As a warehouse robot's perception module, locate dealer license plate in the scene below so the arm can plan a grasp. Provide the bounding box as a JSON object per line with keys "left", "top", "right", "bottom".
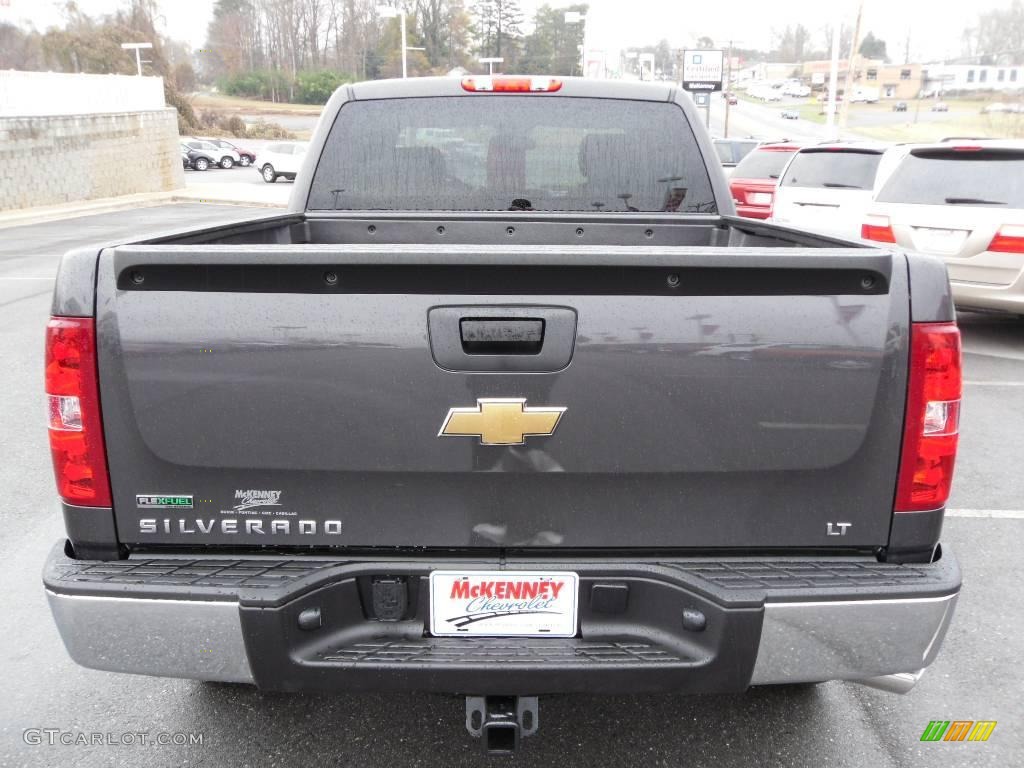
{"left": 429, "top": 571, "right": 579, "bottom": 637}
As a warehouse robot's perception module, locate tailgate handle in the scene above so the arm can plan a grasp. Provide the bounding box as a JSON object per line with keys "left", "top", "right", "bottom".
{"left": 460, "top": 319, "right": 544, "bottom": 355}
{"left": 429, "top": 306, "right": 577, "bottom": 373}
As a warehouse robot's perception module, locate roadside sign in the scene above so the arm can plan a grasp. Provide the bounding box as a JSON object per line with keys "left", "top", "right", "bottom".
{"left": 682, "top": 49, "right": 724, "bottom": 92}
{"left": 812, "top": 72, "right": 826, "bottom": 85}
{"left": 692, "top": 92, "right": 710, "bottom": 107}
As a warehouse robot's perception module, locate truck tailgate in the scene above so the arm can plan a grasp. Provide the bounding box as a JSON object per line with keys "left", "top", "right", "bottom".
{"left": 96, "top": 245, "right": 907, "bottom": 550}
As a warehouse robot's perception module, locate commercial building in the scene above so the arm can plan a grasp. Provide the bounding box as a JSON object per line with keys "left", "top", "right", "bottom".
{"left": 921, "top": 64, "right": 1024, "bottom": 96}
{"left": 799, "top": 58, "right": 922, "bottom": 100}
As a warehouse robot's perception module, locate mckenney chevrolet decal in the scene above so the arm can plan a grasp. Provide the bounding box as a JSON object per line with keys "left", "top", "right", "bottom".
{"left": 233, "top": 489, "right": 282, "bottom": 511}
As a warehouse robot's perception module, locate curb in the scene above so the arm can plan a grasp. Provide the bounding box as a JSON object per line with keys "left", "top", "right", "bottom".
{"left": 0, "top": 191, "right": 285, "bottom": 231}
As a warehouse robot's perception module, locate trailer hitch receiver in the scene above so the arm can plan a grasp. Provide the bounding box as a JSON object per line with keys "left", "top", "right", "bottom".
{"left": 465, "top": 696, "right": 539, "bottom": 755}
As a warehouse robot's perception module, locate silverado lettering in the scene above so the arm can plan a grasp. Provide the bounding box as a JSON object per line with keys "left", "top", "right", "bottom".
{"left": 138, "top": 519, "right": 341, "bottom": 535}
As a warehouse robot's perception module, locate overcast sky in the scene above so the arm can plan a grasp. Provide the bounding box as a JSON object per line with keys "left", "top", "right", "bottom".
{"left": 2, "top": 0, "right": 1007, "bottom": 64}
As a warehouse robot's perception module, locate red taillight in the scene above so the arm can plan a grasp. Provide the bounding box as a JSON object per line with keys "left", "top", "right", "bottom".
{"left": 461, "top": 76, "right": 562, "bottom": 93}
{"left": 988, "top": 224, "right": 1024, "bottom": 254}
{"left": 862, "top": 214, "right": 896, "bottom": 243}
{"left": 894, "top": 323, "right": 962, "bottom": 512}
{"left": 45, "top": 317, "right": 111, "bottom": 507}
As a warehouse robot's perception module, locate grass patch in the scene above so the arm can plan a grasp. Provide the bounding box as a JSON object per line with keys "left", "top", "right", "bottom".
{"left": 191, "top": 92, "right": 323, "bottom": 115}
{"left": 798, "top": 103, "right": 826, "bottom": 124}
{"left": 855, "top": 113, "right": 1024, "bottom": 142}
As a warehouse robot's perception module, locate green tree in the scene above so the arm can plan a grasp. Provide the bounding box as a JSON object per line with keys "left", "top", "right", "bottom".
{"left": 473, "top": 0, "right": 522, "bottom": 62}
{"left": 295, "top": 70, "right": 354, "bottom": 103}
{"left": 0, "top": 23, "right": 45, "bottom": 70}
{"left": 858, "top": 31, "right": 887, "bottom": 61}
{"left": 376, "top": 12, "right": 431, "bottom": 77}
{"left": 771, "top": 24, "right": 812, "bottom": 62}
{"left": 962, "top": 1, "right": 1024, "bottom": 64}
{"left": 518, "top": 3, "right": 587, "bottom": 75}
{"left": 174, "top": 61, "right": 197, "bottom": 92}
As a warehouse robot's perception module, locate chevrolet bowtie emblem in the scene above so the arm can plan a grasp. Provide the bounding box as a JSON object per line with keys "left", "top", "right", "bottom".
{"left": 439, "top": 398, "right": 566, "bottom": 445}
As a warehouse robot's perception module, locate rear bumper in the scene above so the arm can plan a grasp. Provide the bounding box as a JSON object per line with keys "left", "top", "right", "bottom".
{"left": 950, "top": 272, "right": 1024, "bottom": 313}
{"left": 734, "top": 204, "right": 772, "bottom": 220}
{"left": 44, "top": 542, "right": 960, "bottom": 695}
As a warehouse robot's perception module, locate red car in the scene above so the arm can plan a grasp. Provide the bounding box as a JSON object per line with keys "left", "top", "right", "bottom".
{"left": 728, "top": 142, "right": 801, "bottom": 219}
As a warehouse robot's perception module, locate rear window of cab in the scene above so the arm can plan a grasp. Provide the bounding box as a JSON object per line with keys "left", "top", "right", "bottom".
{"left": 307, "top": 96, "right": 717, "bottom": 213}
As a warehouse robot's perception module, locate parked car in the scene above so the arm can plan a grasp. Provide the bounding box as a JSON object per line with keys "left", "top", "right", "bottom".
{"left": 180, "top": 147, "right": 189, "bottom": 171}
{"left": 180, "top": 142, "right": 217, "bottom": 172}
{"left": 257, "top": 142, "right": 308, "bottom": 183}
{"left": 981, "top": 102, "right": 1009, "bottom": 114}
{"left": 892, "top": 101, "right": 908, "bottom": 112}
{"left": 712, "top": 138, "right": 761, "bottom": 177}
{"left": 42, "top": 76, "right": 962, "bottom": 756}
{"left": 723, "top": 92, "right": 738, "bottom": 105}
{"left": 199, "top": 137, "right": 257, "bottom": 167}
{"left": 863, "top": 140, "right": 1024, "bottom": 313}
{"left": 782, "top": 83, "right": 811, "bottom": 98}
{"left": 931, "top": 101, "right": 949, "bottom": 112}
{"left": 728, "top": 142, "right": 802, "bottom": 219}
{"left": 780, "top": 109, "right": 799, "bottom": 120}
{"left": 184, "top": 138, "right": 241, "bottom": 169}
{"left": 771, "top": 142, "right": 901, "bottom": 239}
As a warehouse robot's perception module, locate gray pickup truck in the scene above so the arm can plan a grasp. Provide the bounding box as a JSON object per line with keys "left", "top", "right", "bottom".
{"left": 44, "top": 76, "right": 962, "bottom": 754}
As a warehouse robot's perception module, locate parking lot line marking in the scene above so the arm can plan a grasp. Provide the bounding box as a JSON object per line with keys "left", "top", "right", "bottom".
{"left": 946, "top": 508, "right": 1024, "bottom": 519}
{"left": 963, "top": 381, "right": 1024, "bottom": 387}
{"left": 963, "top": 349, "right": 1024, "bottom": 362}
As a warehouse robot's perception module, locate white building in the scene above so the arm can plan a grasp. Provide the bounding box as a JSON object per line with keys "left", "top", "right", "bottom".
{"left": 922, "top": 64, "right": 1024, "bottom": 95}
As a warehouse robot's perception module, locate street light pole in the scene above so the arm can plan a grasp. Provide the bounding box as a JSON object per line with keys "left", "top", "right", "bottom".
{"left": 377, "top": 7, "right": 408, "bottom": 78}
{"left": 479, "top": 57, "right": 504, "bottom": 75}
{"left": 120, "top": 42, "right": 153, "bottom": 76}
{"left": 400, "top": 11, "right": 407, "bottom": 79}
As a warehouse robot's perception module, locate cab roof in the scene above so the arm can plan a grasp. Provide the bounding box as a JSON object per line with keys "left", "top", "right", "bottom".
{"left": 346, "top": 76, "right": 680, "bottom": 102}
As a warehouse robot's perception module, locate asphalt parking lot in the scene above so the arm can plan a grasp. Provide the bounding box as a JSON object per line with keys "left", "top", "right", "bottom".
{"left": 0, "top": 204, "right": 1021, "bottom": 767}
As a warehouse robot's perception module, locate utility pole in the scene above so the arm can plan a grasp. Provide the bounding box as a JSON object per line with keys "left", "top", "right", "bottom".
{"left": 826, "top": 20, "right": 840, "bottom": 138}
{"left": 837, "top": 0, "right": 865, "bottom": 135}
{"left": 723, "top": 41, "right": 734, "bottom": 138}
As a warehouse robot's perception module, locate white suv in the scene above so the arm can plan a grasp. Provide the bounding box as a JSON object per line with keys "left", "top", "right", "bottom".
{"left": 258, "top": 142, "right": 309, "bottom": 183}
{"left": 771, "top": 143, "right": 902, "bottom": 240}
